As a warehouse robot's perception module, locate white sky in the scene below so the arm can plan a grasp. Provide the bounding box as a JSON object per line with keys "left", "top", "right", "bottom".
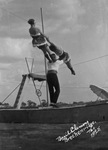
{"left": 0, "top": 0, "right": 108, "bottom": 105}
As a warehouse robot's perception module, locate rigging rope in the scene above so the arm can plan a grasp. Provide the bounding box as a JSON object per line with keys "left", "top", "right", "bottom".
{"left": 1, "top": 83, "right": 21, "bottom": 104}
{"left": 73, "top": 54, "right": 108, "bottom": 66}
{"left": 60, "top": 53, "right": 108, "bottom": 70}
{"left": 0, "top": 6, "right": 27, "bottom": 22}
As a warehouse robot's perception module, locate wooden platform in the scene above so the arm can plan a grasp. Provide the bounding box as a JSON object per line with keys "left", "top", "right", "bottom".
{"left": 0, "top": 102, "right": 108, "bottom": 124}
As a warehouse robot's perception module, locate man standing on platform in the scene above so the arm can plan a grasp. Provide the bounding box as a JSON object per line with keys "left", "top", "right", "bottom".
{"left": 46, "top": 54, "right": 75, "bottom": 107}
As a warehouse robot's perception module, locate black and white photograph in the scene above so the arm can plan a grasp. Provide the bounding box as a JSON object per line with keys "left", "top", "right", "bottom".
{"left": 0, "top": 0, "right": 108, "bottom": 149}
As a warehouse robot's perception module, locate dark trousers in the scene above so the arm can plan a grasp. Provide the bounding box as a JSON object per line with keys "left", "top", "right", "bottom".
{"left": 47, "top": 72, "right": 60, "bottom": 104}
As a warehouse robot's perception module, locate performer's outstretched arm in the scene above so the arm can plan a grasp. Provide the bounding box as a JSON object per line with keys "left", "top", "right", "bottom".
{"left": 65, "top": 59, "right": 75, "bottom": 75}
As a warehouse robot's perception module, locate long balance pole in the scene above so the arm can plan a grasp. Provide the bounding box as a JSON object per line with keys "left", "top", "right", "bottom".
{"left": 40, "top": 8, "right": 49, "bottom": 105}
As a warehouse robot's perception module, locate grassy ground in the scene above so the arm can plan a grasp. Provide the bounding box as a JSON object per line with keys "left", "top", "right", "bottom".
{"left": 0, "top": 122, "right": 108, "bottom": 150}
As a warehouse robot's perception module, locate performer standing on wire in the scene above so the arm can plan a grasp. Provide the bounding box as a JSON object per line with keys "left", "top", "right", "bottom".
{"left": 46, "top": 53, "right": 75, "bottom": 108}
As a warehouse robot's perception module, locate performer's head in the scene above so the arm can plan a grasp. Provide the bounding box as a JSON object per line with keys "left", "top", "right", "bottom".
{"left": 50, "top": 53, "right": 58, "bottom": 63}
{"left": 28, "top": 19, "right": 35, "bottom": 25}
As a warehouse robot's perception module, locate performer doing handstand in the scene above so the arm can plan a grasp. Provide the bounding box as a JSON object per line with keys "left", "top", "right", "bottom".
{"left": 28, "top": 18, "right": 56, "bottom": 62}
{"left": 28, "top": 18, "right": 70, "bottom": 62}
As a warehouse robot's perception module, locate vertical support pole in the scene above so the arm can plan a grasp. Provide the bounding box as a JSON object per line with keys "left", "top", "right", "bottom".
{"left": 40, "top": 7, "right": 49, "bottom": 105}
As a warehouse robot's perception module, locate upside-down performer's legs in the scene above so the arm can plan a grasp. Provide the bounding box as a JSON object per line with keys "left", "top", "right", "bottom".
{"left": 65, "top": 59, "right": 75, "bottom": 75}
{"left": 63, "top": 52, "right": 75, "bottom": 75}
